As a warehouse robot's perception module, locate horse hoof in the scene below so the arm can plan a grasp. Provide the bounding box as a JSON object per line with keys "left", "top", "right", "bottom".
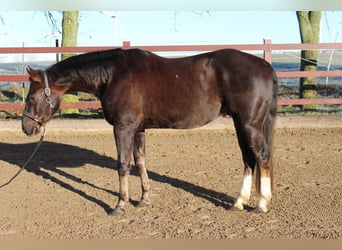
{"left": 110, "top": 207, "right": 126, "bottom": 217}
{"left": 137, "top": 200, "right": 150, "bottom": 208}
{"left": 230, "top": 206, "right": 243, "bottom": 212}
{"left": 230, "top": 203, "right": 244, "bottom": 211}
{"left": 252, "top": 207, "right": 268, "bottom": 213}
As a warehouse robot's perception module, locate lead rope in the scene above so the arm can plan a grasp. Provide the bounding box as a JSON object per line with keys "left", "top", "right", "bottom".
{"left": 0, "top": 126, "right": 46, "bottom": 189}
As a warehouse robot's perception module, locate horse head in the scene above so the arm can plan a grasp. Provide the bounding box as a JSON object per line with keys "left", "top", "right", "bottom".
{"left": 22, "top": 66, "right": 63, "bottom": 136}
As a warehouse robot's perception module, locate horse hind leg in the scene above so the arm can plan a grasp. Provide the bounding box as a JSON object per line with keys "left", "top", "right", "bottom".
{"left": 247, "top": 126, "right": 273, "bottom": 213}
{"left": 233, "top": 167, "right": 253, "bottom": 211}
{"left": 232, "top": 120, "right": 273, "bottom": 213}
{"left": 133, "top": 130, "right": 151, "bottom": 208}
{"left": 254, "top": 139, "right": 273, "bottom": 213}
{"left": 232, "top": 145, "right": 256, "bottom": 211}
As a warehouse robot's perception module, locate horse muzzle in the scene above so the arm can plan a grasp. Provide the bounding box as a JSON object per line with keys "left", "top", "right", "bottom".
{"left": 22, "top": 111, "right": 44, "bottom": 136}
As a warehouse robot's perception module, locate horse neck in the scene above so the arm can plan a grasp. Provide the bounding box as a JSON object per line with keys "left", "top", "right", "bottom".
{"left": 47, "top": 49, "right": 125, "bottom": 98}
{"left": 47, "top": 67, "right": 104, "bottom": 98}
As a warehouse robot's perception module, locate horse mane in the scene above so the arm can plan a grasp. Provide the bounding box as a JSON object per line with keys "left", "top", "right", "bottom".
{"left": 46, "top": 49, "right": 121, "bottom": 80}
{"left": 44, "top": 48, "right": 149, "bottom": 95}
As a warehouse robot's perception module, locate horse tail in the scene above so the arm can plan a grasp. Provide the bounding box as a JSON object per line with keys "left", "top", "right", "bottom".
{"left": 255, "top": 69, "right": 278, "bottom": 194}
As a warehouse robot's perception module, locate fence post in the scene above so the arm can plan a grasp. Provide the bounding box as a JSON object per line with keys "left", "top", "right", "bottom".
{"left": 263, "top": 38, "right": 272, "bottom": 64}
{"left": 122, "top": 41, "right": 131, "bottom": 49}
{"left": 21, "top": 42, "right": 25, "bottom": 103}
{"left": 55, "top": 39, "right": 60, "bottom": 62}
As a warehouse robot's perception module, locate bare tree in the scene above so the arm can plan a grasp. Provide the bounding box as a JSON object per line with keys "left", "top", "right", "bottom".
{"left": 296, "top": 11, "right": 322, "bottom": 109}
{"left": 61, "top": 11, "right": 79, "bottom": 60}
{"left": 60, "top": 11, "right": 80, "bottom": 114}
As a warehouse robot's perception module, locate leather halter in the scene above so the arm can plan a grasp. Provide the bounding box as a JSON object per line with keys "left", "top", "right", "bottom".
{"left": 22, "top": 72, "right": 54, "bottom": 125}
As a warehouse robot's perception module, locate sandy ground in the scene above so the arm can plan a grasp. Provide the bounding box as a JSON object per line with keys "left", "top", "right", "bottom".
{"left": 0, "top": 115, "right": 341, "bottom": 239}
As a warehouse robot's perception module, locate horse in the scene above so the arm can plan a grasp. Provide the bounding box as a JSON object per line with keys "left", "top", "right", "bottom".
{"left": 22, "top": 48, "right": 278, "bottom": 216}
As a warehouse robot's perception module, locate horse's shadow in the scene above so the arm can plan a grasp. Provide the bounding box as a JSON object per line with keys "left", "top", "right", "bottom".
{"left": 0, "top": 140, "right": 235, "bottom": 214}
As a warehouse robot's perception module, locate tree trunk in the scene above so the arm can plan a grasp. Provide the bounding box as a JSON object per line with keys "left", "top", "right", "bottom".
{"left": 296, "top": 11, "right": 321, "bottom": 110}
{"left": 61, "top": 11, "right": 79, "bottom": 114}
{"left": 61, "top": 11, "right": 79, "bottom": 61}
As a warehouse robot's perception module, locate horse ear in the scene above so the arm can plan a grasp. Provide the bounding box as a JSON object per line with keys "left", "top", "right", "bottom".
{"left": 26, "top": 66, "right": 42, "bottom": 83}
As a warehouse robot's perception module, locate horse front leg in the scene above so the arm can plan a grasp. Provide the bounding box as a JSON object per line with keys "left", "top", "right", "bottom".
{"left": 111, "top": 127, "right": 134, "bottom": 216}
{"left": 133, "top": 130, "right": 151, "bottom": 207}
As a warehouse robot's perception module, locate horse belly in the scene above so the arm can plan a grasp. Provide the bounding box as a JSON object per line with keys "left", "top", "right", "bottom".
{"left": 156, "top": 101, "right": 222, "bottom": 129}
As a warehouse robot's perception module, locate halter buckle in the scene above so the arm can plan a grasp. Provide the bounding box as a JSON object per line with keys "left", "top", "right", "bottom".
{"left": 44, "top": 87, "right": 51, "bottom": 97}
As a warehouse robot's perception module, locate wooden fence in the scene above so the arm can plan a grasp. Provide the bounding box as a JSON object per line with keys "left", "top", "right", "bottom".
{"left": 0, "top": 40, "right": 342, "bottom": 111}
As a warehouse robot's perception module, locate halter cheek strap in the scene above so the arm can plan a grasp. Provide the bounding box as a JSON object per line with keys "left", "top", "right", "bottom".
{"left": 22, "top": 71, "right": 54, "bottom": 124}
{"left": 43, "top": 72, "right": 54, "bottom": 108}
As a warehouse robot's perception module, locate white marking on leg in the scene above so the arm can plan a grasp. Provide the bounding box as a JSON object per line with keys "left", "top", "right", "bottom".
{"left": 234, "top": 173, "right": 252, "bottom": 210}
{"left": 258, "top": 176, "right": 272, "bottom": 212}
{"left": 240, "top": 174, "right": 252, "bottom": 202}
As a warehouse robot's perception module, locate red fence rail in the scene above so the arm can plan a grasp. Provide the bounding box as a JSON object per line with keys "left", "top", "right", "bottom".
{"left": 1, "top": 40, "right": 342, "bottom": 111}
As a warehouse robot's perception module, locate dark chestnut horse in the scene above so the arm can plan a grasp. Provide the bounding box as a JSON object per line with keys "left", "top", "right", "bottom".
{"left": 22, "top": 48, "right": 278, "bottom": 216}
